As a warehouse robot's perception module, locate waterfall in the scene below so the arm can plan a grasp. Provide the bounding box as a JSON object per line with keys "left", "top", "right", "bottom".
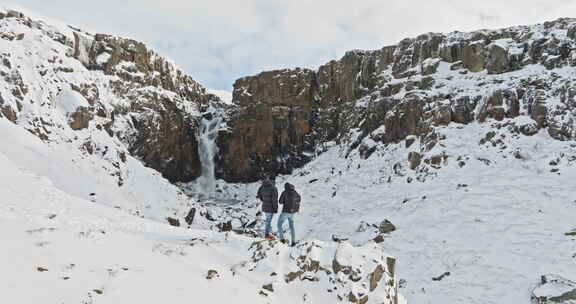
{"left": 197, "top": 113, "right": 220, "bottom": 199}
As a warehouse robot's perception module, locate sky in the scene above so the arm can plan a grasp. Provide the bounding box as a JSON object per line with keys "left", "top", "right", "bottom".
{"left": 9, "top": 0, "right": 576, "bottom": 90}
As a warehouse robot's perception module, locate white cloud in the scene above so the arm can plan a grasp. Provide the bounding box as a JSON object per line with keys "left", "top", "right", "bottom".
{"left": 11, "top": 0, "right": 576, "bottom": 90}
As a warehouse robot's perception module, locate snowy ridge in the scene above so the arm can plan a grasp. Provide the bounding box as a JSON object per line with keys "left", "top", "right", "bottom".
{"left": 0, "top": 116, "right": 401, "bottom": 303}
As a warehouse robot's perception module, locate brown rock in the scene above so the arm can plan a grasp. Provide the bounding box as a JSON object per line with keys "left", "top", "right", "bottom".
{"left": 126, "top": 95, "right": 202, "bottom": 183}
{"left": 166, "top": 217, "right": 180, "bottom": 227}
{"left": 369, "top": 264, "right": 385, "bottom": 291}
{"left": 530, "top": 90, "right": 548, "bottom": 128}
{"left": 219, "top": 69, "right": 315, "bottom": 182}
{"left": 7, "top": 10, "right": 24, "bottom": 18}
{"left": 433, "top": 102, "right": 452, "bottom": 125}
{"left": 69, "top": 107, "right": 93, "bottom": 130}
{"left": 463, "top": 41, "right": 486, "bottom": 72}
{"left": 408, "top": 152, "right": 422, "bottom": 170}
{"left": 486, "top": 43, "right": 509, "bottom": 74}
{"left": 478, "top": 90, "right": 506, "bottom": 122}
{"left": 426, "top": 153, "right": 447, "bottom": 168}
{"left": 451, "top": 96, "right": 475, "bottom": 124}
{"left": 373, "top": 234, "right": 385, "bottom": 243}
{"left": 262, "top": 283, "right": 274, "bottom": 292}
{"left": 569, "top": 24, "right": 576, "bottom": 40}
{"left": 1, "top": 105, "right": 17, "bottom": 122}
{"left": 378, "top": 219, "right": 396, "bottom": 234}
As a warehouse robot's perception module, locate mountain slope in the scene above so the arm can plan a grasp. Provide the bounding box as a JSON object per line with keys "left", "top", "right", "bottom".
{"left": 0, "top": 116, "right": 400, "bottom": 304}
{"left": 0, "top": 8, "right": 401, "bottom": 304}
{"left": 0, "top": 6, "right": 221, "bottom": 185}
{"left": 218, "top": 17, "right": 576, "bottom": 182}
{"left": 207, "top": 119, "right": 576, "bottom": 304}
{"left": 197, "top": 17, "right": 576, "bottom": 304}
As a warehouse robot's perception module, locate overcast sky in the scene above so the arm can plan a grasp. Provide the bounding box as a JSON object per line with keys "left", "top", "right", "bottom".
{"left": 10, "top": 0, "right": 576, "bottom": 90}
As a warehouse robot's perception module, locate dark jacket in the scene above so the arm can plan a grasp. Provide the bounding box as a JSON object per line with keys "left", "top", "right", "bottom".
{"left": 279, "top": 183, "right": 301, "bottom": 214}
{"left": 257, "top": 180, "right": 278, "bottom": 213}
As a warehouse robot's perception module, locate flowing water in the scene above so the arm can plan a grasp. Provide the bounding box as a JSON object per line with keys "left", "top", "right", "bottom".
{"left": 196, "top": 114, "right": 220, "bottom": 199}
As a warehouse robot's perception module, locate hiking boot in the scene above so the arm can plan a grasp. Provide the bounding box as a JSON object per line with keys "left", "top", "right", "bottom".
{"left": 265, "top": 234, "right": 275, "bottom": 240}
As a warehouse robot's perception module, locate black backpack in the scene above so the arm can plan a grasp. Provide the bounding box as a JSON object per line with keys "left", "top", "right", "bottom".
{"left": 290, "top": 191, "right": 301, "bottom": 213}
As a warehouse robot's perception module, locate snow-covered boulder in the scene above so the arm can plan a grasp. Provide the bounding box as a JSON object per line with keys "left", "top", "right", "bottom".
{"left": 234, "top": 239, "right": 400, "bottom": 304}
{"left": 533, "top": 275, "right": 576, "bottom": 304}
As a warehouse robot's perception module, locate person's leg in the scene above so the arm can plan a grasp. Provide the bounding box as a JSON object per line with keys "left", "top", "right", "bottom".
{"left": 277, "top": 213, "right": 286, "bottom": 240}
{"left": 288, "top": 213, "right": 295, "bottom": 244}
{"left": 264, "top": 212, "right": 273, "bottom": 236}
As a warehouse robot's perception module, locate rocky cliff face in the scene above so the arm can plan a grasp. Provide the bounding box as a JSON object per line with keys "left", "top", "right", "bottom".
{"left": 219, "top": 17, "right": 576, "bottom": 182}
{"left": 217, "top": 69, "right": 317, "bottom": 182}
{"left": 0, "top": 9, "right": 219, "bottom": 183}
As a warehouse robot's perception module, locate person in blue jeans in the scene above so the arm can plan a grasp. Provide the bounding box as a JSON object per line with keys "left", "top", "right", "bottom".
{"left": 257, "top": 177, "right": 278, "bottom": 240}
{"left": 278, "top": 182, "right": 301, "bottom": 247}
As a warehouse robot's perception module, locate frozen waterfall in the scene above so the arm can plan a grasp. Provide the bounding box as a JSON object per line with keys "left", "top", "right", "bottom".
{"left": 197, "top": 114, "right": 220, "bottom": 199}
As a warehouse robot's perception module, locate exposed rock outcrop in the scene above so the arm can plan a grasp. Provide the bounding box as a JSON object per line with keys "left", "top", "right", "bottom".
{"left": 0, "top": 10, "right": 216, "bottom": 183}
{"left": 218, "top": 69, "right": 316, "bottom": 182}
{"left": 532, "top": 274, "right": 576, "bottom": 303}
{"left": 233, "top": 240, "right": 399, "bottom": 304}
{"left": 219, "top": 17, "right": 576, "bottom": 182}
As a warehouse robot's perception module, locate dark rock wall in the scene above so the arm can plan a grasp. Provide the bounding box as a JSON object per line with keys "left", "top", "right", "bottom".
{"left": 219, "top": 18, "right": 576, "bottom": 182}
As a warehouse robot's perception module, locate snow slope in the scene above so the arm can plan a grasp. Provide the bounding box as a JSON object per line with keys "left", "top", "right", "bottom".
{"left": 210, "top": 120, "right": 576, "bottom": 303}
{"left": 208, "top": 89, "right": 233, "bottom": 104}
{"left": 0, "top": 117, "right": 401, "bottom": 304}
{"left": 0, "top": 8, "right": 401, "bottom": 303}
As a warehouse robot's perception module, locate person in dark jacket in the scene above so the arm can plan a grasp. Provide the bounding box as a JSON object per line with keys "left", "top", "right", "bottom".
{"left": 277, "top": 182, "right": 301, "bottom": 246}
{"left": 257, "top": 177, "right": 278, "bottom": 240}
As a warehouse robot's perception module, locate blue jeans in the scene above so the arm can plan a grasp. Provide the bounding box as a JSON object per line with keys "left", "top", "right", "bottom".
{"left": 264, "top": 212, "right": 274, "bottom": 235}
{"left": 277, "top": 212, "right": 295, "bottom": 243}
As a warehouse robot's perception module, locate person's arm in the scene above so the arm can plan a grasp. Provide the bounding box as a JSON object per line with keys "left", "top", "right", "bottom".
{"left": 273, "top": 189, "right": 279, "bottom": 212}
{"left": 279, "top": 192, "right": 285, "bottom": 205}
{"left": 256, "top": 186, "right": 262, "bottom": 200}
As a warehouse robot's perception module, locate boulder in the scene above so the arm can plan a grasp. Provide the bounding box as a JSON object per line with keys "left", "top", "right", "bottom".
{"left": 372, "top": 234, "right": 385, "bottom": 243}
{"left": 238, "top": 240, "right": 399, "bottom": 304}
{"left": 408, "top": 152, "right": 422, "bottom": 170}
{"left": 568, "top": 24, "right": 576, "bottom": 40}
{"left": 6, "top": 10, "right": 24, "bottom": 18}
{"left": 377, "top": 220, "right": 396, "bottom": 234}
{"left": 529, "top": 90, "right": 548, "bottom": 128}
{"left": 206, "top": 269, "right": 219, "bottom": 280}
{"left": 477, "top": 90, "right": 506, "bottom": 122}
{"left": 1, "top": 105, "right": 17, "bottom": 122}
{"left": 486, "top": 43, "right": 509, "bottom": 74}
{"left": 185, "top": 208, "right": 196, "bottom": 225}
{"left": 166, "top": 217, "right": 180, "bottom": 227}
{"left": 69, "top": 107, "right": 93, "bottom": 130}
{"left": 532, "top": 274, "right": 576, "bottom": 303}
{"left": 262, "top": 283, "right": 274, "bottom": 292}
{"left": 451, "top": 96, "right": 475, "bottom": 124}
{"left": 433, "top": 101, "right": 452, "bottom": 125}
{"left": 421, "top": 58, "right": 440, "bottom": 75}
{"left": 463, "top": 41, "right": 486, "bottom": 72}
